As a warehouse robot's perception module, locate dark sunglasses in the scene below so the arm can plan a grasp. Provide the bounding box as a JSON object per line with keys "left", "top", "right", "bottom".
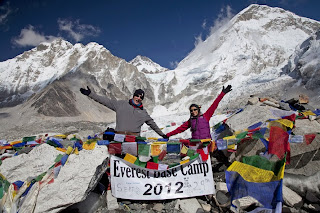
{"left": 134, "top": 94, "right": 143, "bottom": 99}
{"left": 190, "top": 109, "right": 198, "bottom": 112}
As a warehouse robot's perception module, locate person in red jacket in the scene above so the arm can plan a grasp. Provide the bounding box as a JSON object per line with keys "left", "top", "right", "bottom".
{"left": 166, "top": 85, "right": 232, "bottom": 139}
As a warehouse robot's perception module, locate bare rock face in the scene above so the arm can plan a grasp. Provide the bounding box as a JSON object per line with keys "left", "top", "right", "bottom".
{"left": 30, "top": 81, "right": 80, "bottom": 117}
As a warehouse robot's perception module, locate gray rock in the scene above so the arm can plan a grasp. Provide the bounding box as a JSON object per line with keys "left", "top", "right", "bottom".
{"left": 283, "top": 171, "right": 320, "bottom": 201}
{"left": 216, "top": 191, "right": 230, "bottom": 206}
{"left": 282, "top": 185, "right": 303, "bottom": 208}
{"left": 304, "top": 203, "right": 320, "bottom": 212}
{"left": 247, "top": 96, "right": 259, "bottom": 105}
{"left": 306, "top": 190, "right": 320, "bottom": 203}
{"left": 63, "top": 192, "right": 107, "bottom": 213}
{"left": 106, "top": 190, "right": 119, "bottom": 210}
{"left": 153, "top": 203, "right": 164, "bottom": 212}
{"left": 175, "top": 198, "right": 202, "bottom": 213}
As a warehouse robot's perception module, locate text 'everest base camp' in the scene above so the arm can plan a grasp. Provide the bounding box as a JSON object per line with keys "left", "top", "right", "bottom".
{"left": 1, "top": 4, "right": 320, "bottom": 213}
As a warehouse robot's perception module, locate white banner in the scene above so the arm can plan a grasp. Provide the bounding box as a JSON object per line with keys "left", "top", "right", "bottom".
{"left": 110, "top": 155, "right": 215, "bottom": 200}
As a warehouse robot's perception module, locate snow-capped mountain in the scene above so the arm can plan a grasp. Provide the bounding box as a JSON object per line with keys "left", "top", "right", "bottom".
{"left": 145, "top": 4, "right": 320, "bottom": 114}
{"left": 0, "top": 4, "right": 320, "bottom": 121}
{"left": 0, "top": 39, "right": 155, "bottom": 108}
{"left": 282, "top": 30, "right": 320, "bottom": 90}
{"left": 129, "top": 55, "right": 168, "bottom": 73}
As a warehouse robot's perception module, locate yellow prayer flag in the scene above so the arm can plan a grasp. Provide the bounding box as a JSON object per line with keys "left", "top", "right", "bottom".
{"left": 180, "top": 159, "right": 189, "bottom": 165}
{"left": 276, "top": 119, "right": 294, "bottom": 129}
{"left": 10, "top": 140, "right": 22, "bottom": 145}
{"left": 66, "top": 146, "right": 73, "bottom": 155}
{"left": 223, "top": 135, "right": 236, "bottom": 140}
{"left": 268, "top": 121, "right": 287, "bottom": 131}
{"left": 74, "top": 147, "right": 79, "bottom": 155}
{"left": 147, "top": 137, "right": 158, "bottom": 140}
{"left": 153, "top": 142, "right": 167, "bottom": 145}
{"left": 180, "top": 145, "right": 188, "bottom": 154}
{"left": 234, "top": 130, "right": 242, "bottom": 135}
{"left": 56, "top": 147, "right": 66, "bottom": 152}
{"left": 227, "top": 161, "right": 284, "bottom": 182}
{"left": 151, "top": 144, "right": 162, "bottom": 156}
{"left": 54, "top": 134, "right": 67, "bottom": 139}
{"left": 302, "top": 110, "right": 316, "bottom": 117}
{"left": 227, "top": 144, "right": 236, "bottom": 150}
{"left": 124, "top": 153, "right": 137, "bottom": 164}
{"left": 83, "top": 142, "right": 96, "bottom": 150}
{"left": 200, "top": 139, "right": 211, "bottom": 142}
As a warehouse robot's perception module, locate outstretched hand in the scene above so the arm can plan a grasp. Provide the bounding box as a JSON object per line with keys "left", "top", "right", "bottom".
{"left": 80, "top": 86, "right": 91, "bottom": 96}
{"left": 222, "top": 85, "right": 232, "bottom": 94}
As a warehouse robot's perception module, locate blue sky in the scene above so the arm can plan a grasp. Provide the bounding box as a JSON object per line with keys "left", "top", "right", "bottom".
{"left": 0, "top": 0, "right": 320, "bottom": 68}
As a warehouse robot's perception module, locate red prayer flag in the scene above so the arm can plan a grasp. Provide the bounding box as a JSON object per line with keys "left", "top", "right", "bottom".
{"left": 283, "top": 114, "right": 296, "bottom": 122}
{"left": 197, "top": 148, "right": 208, "bottom": 161}
{"left": 305, "top": 134, "right": 316, "bottom": 145}
{"left": 147, "top": 162, "right": 159, "bottom": 170}
{"left": 108, "top": 143, "right": 122, "bottom": 154}
{"left": 125, "top": 135, "right": 136, "bottom": 142}
{"left": 158, "top": 150, "right": 167, "bottom": 161}
{"left": 268, "top": 126, "right": 290, "bottom": 164}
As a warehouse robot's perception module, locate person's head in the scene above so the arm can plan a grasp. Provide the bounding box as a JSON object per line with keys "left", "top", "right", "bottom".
{"left": 133, "top": 89, "right": 145, "bottom": 105}
{"left": 189, "top": 104, "right": 200, "bottom": 117}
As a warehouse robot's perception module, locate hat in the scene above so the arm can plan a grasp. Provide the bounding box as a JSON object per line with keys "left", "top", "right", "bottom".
{"left": 133, "top": 89, "right": 145, "bottom": 100}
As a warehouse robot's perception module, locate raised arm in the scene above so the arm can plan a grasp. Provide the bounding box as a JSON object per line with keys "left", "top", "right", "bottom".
{"left": 203, "top": 85, "right": 232, "bottom": 121}
{"left": 80, "top": 86, "right": 117, "bottom": 111}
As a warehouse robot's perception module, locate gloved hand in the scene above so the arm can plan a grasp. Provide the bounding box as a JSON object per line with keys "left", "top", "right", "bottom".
{"left": 222, "top": 85, "right": 232, "bottom": 94}
{"left": 161, "top": 134, "right": 169, "bottom": 140}
{"left": 80, "top": 86, "right": 91, "bottom": 96}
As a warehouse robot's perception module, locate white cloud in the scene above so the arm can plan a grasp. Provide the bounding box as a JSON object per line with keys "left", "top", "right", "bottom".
{"left": 194, "top": 33, "right": 203, "bottom": 47}
{"left": 58, "top": 18, "right": 101, "bottom": 42}
{"left": 209, "top": 5, "right": 234, "bottom": 36}
{"left": 12, "top": 25, "right": 59, "bottom": 47}
{"left": 201, "top": 19, "right": 207, "bottom": 29}
{"left": 170, "top": 61, "right": 179, "bottom": 69}
{"left": 0, "top": 2, "right": 12, "bottom": 25}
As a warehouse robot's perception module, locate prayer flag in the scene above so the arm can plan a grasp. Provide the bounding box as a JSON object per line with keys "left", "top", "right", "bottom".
{"left": 124, "top": 153, "right": 137, "bottom": 164}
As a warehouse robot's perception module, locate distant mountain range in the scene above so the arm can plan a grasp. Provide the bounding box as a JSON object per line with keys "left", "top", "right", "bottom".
{"left": 0, "top": 4, "right": 319, "bottom": 123}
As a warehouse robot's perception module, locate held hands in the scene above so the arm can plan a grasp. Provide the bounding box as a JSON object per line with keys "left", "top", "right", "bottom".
{"left": 80, "top": 86, "right": 91, "bottom": 96}
{"left": 222, "top": 85, "right": 232, "bottom": 94}
{"left": 161, "top": 134, "right": 169, "bottom": 140}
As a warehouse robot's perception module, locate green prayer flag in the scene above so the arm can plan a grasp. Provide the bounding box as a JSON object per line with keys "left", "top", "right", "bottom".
{"left": 153, "top": 156, "right": 159, "bottom": 164}
{"left": 138, "top": 143, "right": 150, "bottom": 156}
{"left": 134, "top": 158, "right": 147, "bottom": 167}
{"left": 35, "top": 172, "right": 47, "bottom": 182}
{"left": 136, "top": 136, "right": 147, "bottom": 141}
{"left": 22, "top": 136, "right": 36, "bottom": 142}
{"left": 214, "top": 122, "right": 222, "bottom": 129}
{"left": 169, "top": 163, "right": 179, "bottom": 168}
{"left": 55, "top": 154, "right": 63, "bottom": 163}
{"left": 190, "top": 139, "right": 201, "bottom": 142}
{"left": 4, "top": 180, "right": 10, "bottom": 192}
{"left": 47, "top": 140, "right": 59, "bottom": 147}
{"left": 252, "top": 131, "right": 264, "bottom": 139}
{"left": 190, "top": 153, "right": 199, "bottom": 161}
{"left": 242, "top": 155, "right": 285, "bottom": 176}
{"left": 0, "top": 186, "right": 3, "bottom": 199}
{"left": 236, "top": 131, "right": 248, "bottom": 139}
{"left": 187, "top": 149, "right": 195, "bottom": 157}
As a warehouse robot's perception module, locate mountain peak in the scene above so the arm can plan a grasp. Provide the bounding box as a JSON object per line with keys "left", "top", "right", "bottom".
{"left": 129, "top": 55, "right": 168, "bottom": 73}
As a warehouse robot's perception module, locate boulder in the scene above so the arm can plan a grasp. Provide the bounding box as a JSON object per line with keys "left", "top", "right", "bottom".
{"left": 175, "top": 198, "right": 203, "bottom": 213}
{"left": 33, "top": 145, "right": 109, "bottom": 213}
{"left": 282, "top": 185, "right": 303, "bottom": 208}
{"left": 0, "top": 144, "right": 62, "bottom": 182}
